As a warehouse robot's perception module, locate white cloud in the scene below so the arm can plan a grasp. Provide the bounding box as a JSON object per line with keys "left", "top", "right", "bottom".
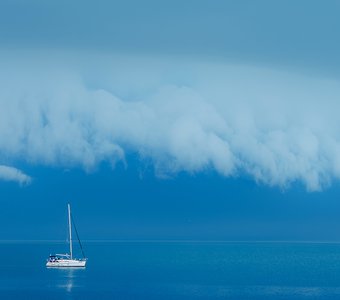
{"left": 1, "top": 51, "right": 340, "bottom": 191}
{"left": 0, "top": 165, "right": 32, "bottom": 185}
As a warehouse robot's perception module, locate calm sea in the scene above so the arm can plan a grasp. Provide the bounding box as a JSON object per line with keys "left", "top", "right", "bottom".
{"left": 1, "top": 241, "right": 340, "bottom": 299}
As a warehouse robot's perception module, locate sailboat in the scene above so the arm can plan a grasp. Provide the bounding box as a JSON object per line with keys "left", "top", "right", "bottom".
{"left": 46, "top": 204, "right": 87, "bottom": 267}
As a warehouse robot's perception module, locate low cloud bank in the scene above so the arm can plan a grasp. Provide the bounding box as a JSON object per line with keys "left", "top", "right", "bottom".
{"left": 1, "top": 52, "right": 340, "bottom": 191}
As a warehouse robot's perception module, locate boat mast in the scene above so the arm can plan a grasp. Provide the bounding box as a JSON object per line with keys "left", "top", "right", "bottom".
{"left": 68, "top": 203, "right": 73, "bottom": 259}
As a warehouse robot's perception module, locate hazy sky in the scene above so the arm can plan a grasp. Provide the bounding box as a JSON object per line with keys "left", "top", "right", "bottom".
{"left": 1, "top": 1, "right": 340, "bottom": 241}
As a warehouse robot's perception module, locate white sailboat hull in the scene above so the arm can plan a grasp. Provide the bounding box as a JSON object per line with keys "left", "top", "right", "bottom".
{"left": 46, "top": 259, "right": 87, "bottom": 268}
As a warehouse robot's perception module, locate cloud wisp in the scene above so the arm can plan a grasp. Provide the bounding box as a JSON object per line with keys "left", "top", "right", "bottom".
{"left": 1, "top": 52, "right": 340, "bottom": 191}
{"left": 0, "top": 165, "right": 32, "bottom": 185}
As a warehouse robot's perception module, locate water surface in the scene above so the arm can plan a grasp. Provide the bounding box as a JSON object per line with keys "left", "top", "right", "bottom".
{"left": 1, "top": 241, "right": 340, "bottom": 299}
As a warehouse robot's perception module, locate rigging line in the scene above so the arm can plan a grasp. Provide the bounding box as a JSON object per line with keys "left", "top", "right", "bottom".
{"left": 71, "top": 214, "right": 86, "bottom": 258}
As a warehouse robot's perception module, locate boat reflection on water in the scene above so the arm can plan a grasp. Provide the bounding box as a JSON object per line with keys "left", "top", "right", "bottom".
{"left": 56, "top": 267, "right": 86, "bottom": 293}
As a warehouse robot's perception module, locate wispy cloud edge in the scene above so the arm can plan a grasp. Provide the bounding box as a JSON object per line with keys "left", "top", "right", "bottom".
{"left": 0, "top": 165, "right": 32, "bottom": 186}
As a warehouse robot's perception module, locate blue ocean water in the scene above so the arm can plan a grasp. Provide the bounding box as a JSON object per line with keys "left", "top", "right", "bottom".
{"left": 1, "top": 241, "right": 340, "bottom": 299}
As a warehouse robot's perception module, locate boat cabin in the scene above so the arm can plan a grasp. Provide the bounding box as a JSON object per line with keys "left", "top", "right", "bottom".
{"left": 47, "top": 254, "right": 71, "bottom": 262}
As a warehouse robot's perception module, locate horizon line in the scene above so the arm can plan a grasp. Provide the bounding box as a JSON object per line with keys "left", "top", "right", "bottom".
{"left": 2, "top": 239, "right": 340, "bottom": 244}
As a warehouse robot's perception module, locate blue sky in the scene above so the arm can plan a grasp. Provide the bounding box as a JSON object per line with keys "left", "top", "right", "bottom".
{"left": 1, "top": 1, "right": 340, "bottom": 240}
